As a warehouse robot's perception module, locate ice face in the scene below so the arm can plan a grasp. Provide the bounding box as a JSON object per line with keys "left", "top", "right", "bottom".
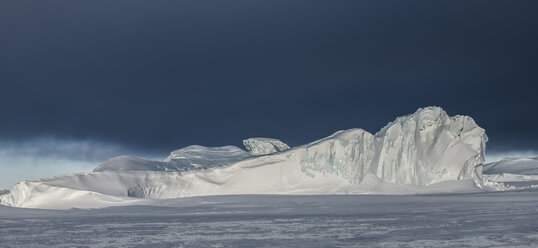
{"left": 297, "top": 107, "right": 486, "bottom": 186}
{"left": 242, "top": 138, "right": 290, "bottom": 155}
{"left": 371, "top": 107, "right": 487, "bottom": 185}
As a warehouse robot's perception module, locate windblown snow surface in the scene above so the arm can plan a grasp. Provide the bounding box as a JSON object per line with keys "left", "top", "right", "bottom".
{"left": 1, "top": 192, "right": 538, "bottom": 248}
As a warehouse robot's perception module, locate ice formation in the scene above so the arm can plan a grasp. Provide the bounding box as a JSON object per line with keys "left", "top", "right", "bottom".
{"left": 94, "top": 156, "right": 172, "bottom": 172}
{"left": 481, "top": 157, "right": 538, "bottom": 190}
{"left": 164, "top": 145, "right": 251, "bottom": 169}
{"left": 242, "top": 138, "right": 290, "bottom": 155}
{"left": 483, "top": 157, "right": 538, "bottom": 175}
{"left": 0, "top": 106, "right": 493, "bottom": 209}
{"left": 94, "top": 145, "right": 252, "bottom": 172}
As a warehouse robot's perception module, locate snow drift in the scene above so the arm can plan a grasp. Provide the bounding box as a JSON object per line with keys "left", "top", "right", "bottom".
{"left": 0, "top": 106, "right": 490, "bottom": 209}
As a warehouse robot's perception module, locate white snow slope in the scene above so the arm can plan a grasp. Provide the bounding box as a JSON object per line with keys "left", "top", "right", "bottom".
{"left": 0, "top": 106, "right": 491, "bottom": 209}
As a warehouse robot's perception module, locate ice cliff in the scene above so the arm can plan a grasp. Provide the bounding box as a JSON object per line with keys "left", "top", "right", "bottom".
{"left": 294, "top": 106, "right": 487, "bottom": 186}
{"left": 0, "top": 106, "right": 490, "bottom": 209}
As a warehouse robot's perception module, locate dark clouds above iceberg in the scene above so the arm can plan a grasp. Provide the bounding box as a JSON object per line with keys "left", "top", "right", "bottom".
{"left": 1, "top": 0, "right": 537, "bottom": 154}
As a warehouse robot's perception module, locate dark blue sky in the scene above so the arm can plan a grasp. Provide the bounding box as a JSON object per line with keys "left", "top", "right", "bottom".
{"left": 1, "top": 0, "right": 537, "bottom": 156}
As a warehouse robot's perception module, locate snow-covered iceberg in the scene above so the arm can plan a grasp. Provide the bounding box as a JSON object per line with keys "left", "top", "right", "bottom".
{"left": 0, "top": 106, "right": 490, "bottom": 209}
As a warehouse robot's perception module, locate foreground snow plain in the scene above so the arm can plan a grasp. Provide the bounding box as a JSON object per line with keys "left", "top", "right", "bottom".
{"left": 1, "top": 191, "right": 538, "bottom": 247}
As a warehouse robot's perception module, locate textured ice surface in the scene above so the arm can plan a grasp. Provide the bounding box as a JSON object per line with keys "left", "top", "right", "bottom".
{"left": 481, "top": 157, "right": 538, "bottom": 190}
{"left": 1, "top": 192, "right": 538, "bottom": 247}
{"left": 164, "top": 145, "right": 251, "bottom": 170}
{"left": 94, "top": 145, "right": 252, "bottom": 172}
{"left": 483, "top": 157, "right": 538, "bottom": 175}
{"left": 371, "top": 107, "right": 487, "bottom": 185}
{"left": 243, "top": 137, "right": 290, "bottom": 155}
{"left": 93, "top": 155, "right": 172, "bottom": 172}
{"left": 0, "top": 107, "right": 491, "bottom": 209}
{"left": 286, "top": 106, "right": 487, "bottom": 187}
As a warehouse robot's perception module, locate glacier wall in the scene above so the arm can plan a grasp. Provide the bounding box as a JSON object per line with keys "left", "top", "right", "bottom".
{"left": 298, "top": 107, "right": 487, "bottom": 186}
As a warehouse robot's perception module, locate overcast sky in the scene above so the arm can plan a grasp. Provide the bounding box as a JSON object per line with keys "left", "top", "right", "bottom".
{"left": 1, "top": 1, "right": 537, "bottom": 188}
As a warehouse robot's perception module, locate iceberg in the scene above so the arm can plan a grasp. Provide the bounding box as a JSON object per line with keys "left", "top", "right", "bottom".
{"left": 0, "top": 106, "right": 491, "bottom": 209}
